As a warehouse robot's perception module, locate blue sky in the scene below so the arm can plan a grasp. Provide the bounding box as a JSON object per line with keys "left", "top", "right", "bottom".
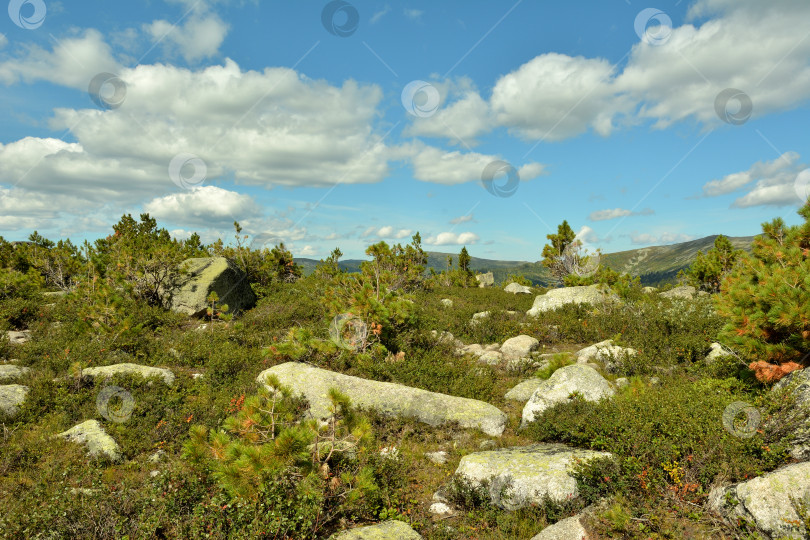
{"left": 1, "top": 0, "right": 809, "bottom": 261}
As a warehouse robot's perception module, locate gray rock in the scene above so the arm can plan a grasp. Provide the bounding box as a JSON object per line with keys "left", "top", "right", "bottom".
{"left": 504, "top": 282, "right": 532, "bottom": 294}
{"left": 425, "top": 450, "right": 449, "bottom": 465}
{"left": 257, "top": 362, "right": 508, "bottom": 437}
{"left": 500, "top": 335, "right": 540, "bottom": 361}
{"left": 329, "top": 520, "right": 423, "bottom": 539}
{"left": 163, "top": 257, "right": 256, "bottom": 317}
{"left": 530, "top": 515, "right": 590, "bottom": 540}
{"left": 43, "top": 290, "right": 68, "bottom": 298}
{"left": 429, "top": 502, "right": 454, "bottom": 516}
{"left": 0, "top": 365, "right": 30, "bottom": 382}
{"left": 476, "top": 272, "right": 495, "bottom": 288}
{"left": 660, "top": 285, "right": 697, "bottom": 299}
{"left": 705, "top": 342, "right": 733, "bottom": 364}
{"left": 148, "top": 449, "right": 167, "bottom": 463}
{"left": 505, "top": 378, "right": 545, "bottom": 402}
{"left": 5, "top": 330, "right": 31, "bottom": 345}
{"left": 484, "top": 343, "right": 500, "bottom": 352}
{"left": 614, "top": 377, "right": 629, "bottom": 389}
{"left": 527, "top": 285, "right": 617, "bottom": 317}
{"left": 574, "top": 340, "right": 638, "bottom": 372}
{"left": 470, "top": 311, "right": 491, "bottom": 324}
{"left": 453, "top": 443, "right": 611, "bottom": 510}
{"left": 708, "top": 461, "right": 810, "bottom": 539}
{"left": 431, "top": 330, "right": 464, "bottom": 349}
{"left": 506, "top": 356, "right": 545, "bottom": 373}
{"left": 521, "top": 365, "right": 615, "bottom": 427}
{"left": 641, "top": 286, "right": 657, "bottom": 294}
{"left": 458, "top": 343, "right": 484, "bottom": 357}
{"left": 81, "top": 363, "right": 175, "bottom": 386}
{"left": 440, "top": 298, "right": 453, "bottom": 307}
{"left": 649, "top": 376, "right": 661, "bottom": 386}
{"left": 478, "top": 351, "right": 503, "bottom": 365}
{"left": 57, "top": 420, "right": 122, "bottom": 462}
{"left": 0, "top": 384, "right": 29, "bottom": 417}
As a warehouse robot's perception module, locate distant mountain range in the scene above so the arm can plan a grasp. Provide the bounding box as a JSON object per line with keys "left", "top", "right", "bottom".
{"left": 294, "top": 234, "right": 757, "bottom": 286}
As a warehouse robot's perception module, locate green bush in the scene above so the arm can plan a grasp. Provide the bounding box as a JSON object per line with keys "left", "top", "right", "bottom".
{"left": 525, "top": 373, "right": 802, "bottom": 505}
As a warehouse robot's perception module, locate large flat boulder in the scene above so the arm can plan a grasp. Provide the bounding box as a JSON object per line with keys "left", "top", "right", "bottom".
{"left": 521, "top": 365, "right": 615, "bottom": 427}
{"left": 257, "top": 362, "right": 507, "bottom": 437}
{"left": 57, "top": 420, "right": 122, "bottom": 462}
{"left": 708, "top": 462, "right": 810, "bottom": 539}
{"left": 81, "top": 363, "right": 175, "bottom": 386}
{"left": 453, "top": 443, "right": 611, "bottom": 510}
{"left": 164, "top": 257, "right": 256, "bottom": 317}
{"left": 329, "top": 520, "right": 422, "bottom": 539}
{"left": 527, "top": 285, "right": 616, "bottom": 317}
{"left": 0, "top": 384, "right": 29, "bottom": 417}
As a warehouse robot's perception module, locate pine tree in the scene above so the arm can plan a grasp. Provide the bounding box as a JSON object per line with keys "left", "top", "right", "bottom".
{"left": 541, "top": 220, "right": 576, "bottom": 284}
{"left": 458, "top": 246, "right": 471, "bottom": 273}
{"left": 680, "top": 235, "right": 744, "bottom": 293}
{"left": 715, "top": 202, "right": 810, "bottom": 382}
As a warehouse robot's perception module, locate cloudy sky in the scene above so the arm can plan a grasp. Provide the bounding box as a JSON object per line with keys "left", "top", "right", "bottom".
{"left": 1, "top": 0, "right": 809, "bottom": 260}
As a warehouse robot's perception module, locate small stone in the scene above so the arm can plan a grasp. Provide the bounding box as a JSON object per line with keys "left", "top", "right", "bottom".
{"left": 150, "top": 470, "right": 160, "bottom": 478}
{"left": 148, "top": 449, "right": 166, "bottom": 463}
{"left": 614, "top": 377, "right": 629, "bottom": 388}
{"left": 478, "top": 351, "right": 503, "bottom": 365}
{"left": 429, "top": 502, "right": 454, "bottom": 516}
{"left": 440, "top": 299, "right": 453, "bottom": 307}
{"left": 5, "top": 331, "right": 31, "bottom": 345}
{"left": 425, "top": 450, "right": 449, "bottom": 465}
{"left": 479, "top": 439, "right": 497, "bottom": 450}
{"left": 649, "top": 376, "right": 661, "bottom": 386}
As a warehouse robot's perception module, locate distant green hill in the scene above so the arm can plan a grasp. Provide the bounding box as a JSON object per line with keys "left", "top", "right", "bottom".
{"left": 294, "top": 234, "right": 757, "bottom": 287}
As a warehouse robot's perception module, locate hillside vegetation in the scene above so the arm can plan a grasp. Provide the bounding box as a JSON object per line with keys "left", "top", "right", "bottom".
{"left": 0, "top": 209, "right": 807, "bottom": 539}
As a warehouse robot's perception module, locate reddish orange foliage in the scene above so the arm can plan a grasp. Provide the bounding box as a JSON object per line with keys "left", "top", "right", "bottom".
{"left": 748, "top": 361, "right": 803, "bottom": 382}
